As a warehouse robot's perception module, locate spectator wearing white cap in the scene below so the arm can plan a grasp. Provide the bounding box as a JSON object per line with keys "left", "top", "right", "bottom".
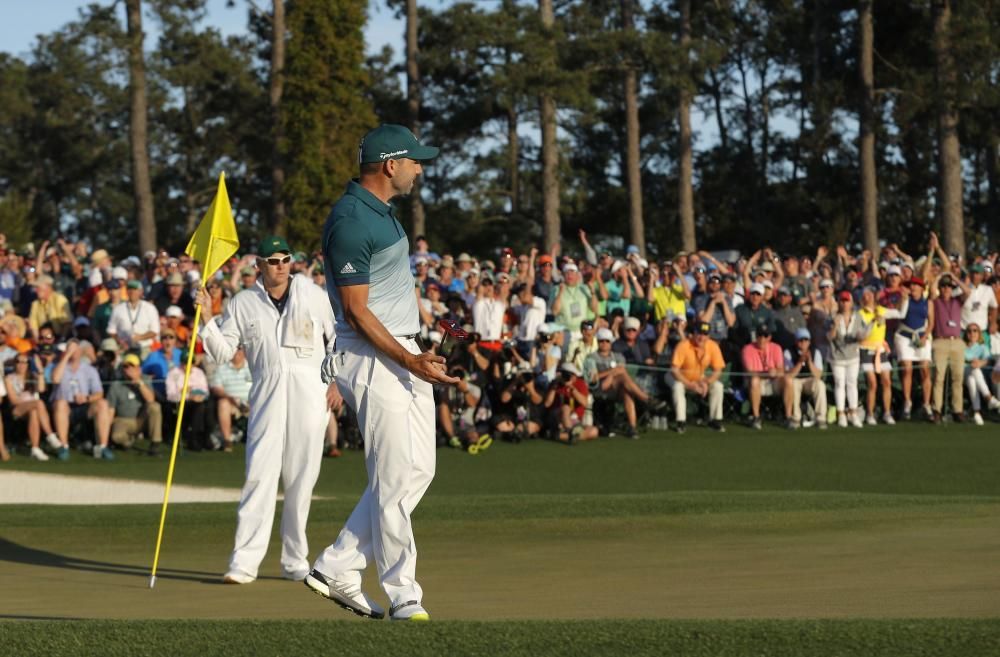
{"left": 472, "top": 272, "right": 506, "bottom": 345}
{"left": 536, "top": 322, "right": 565, "bottom": 383}
{"left": 582, "top": 327, "right": 665, "bottom": 438}
{"left": 605, "top": 261, "right": 633, "bottom": 317}
{"left": 107, "top": 280, "right": 160, "bottom": 357}
{"left": 733, "top": 282, "right": 776, "bottom": 348}
{"left": 544, "top": 362, "right": 599, "bottom": 444}
{"left": 552, "top": 262, "right": 599, "bottom": 347}
{"left": 613, "top": 316, "right": 654, "bottom": 367}
{"left": 962, "top": 263, "right": 997, "bottom": 333}
{"left": 783, "top": 327, "right": 828, "bottom": 429}
{"left": 164, "top": 305, "right": 190, "bottom": 344}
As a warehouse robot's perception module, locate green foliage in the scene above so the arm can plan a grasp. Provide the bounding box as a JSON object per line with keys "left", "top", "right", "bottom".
{"left": 0, "top": 193, "right": 35, "bottom": 247}
{"left": 281, "top": 0, "right": 377, "bottom": 251}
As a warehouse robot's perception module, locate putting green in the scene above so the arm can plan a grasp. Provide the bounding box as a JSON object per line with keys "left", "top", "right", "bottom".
{"left": 1, "top": 496, "right": 998, "bottom": 621}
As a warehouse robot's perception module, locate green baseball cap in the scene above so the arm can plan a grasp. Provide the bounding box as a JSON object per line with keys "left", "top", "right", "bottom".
{"left": 358, "top": 124, "right": 439, "bottom": 164}
{"left": 259, "top": 235, "right": 291, "bottom": 258}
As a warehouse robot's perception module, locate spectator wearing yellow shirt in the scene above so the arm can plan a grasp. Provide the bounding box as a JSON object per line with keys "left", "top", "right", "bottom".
{"left": 28, "top": 275, "right": 71, "bottom": 338}
{"left": 648, "top": 260, "right": 690, "bottom": 321}
{"left": 858, "top": 287, "right": 900, "bottom": 425}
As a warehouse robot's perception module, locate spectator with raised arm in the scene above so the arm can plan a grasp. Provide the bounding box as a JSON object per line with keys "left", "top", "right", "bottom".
{"left": 929, "top": 273, "right": 969, "bottom": 423}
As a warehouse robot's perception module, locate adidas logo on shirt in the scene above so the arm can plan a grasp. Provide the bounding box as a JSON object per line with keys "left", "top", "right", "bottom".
{"left": 340, "top": 262, "right": 358, "bottom": 274}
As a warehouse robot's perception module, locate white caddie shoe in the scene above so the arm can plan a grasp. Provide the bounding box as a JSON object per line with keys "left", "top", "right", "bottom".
{"left": 222, "top": 570, "right": 256, "bottom": 584}
{"left": 282, "top": 568, "right": 309, "bottom": 582}
{"left": 304, "top": 569, "right": 385, "bottom": 619}
{"left": 390, "top": 600, "right": 430, "bottom": 622}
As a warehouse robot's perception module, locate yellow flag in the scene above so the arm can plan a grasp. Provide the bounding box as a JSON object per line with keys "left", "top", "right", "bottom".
{"left": 185, "top": 172, "right": 239, "bottom": 280}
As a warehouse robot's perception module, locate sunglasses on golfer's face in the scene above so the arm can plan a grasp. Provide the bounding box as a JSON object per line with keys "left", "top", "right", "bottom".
{"left": 262, "top": 255, "right": 291, "bottom": 266}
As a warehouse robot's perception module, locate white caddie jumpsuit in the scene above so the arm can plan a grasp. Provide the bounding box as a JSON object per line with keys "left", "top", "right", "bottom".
{"left": 200, "top": 274, "right": 335, "bottom": 579}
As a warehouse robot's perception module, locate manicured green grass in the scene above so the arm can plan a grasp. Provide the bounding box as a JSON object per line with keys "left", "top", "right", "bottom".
{"left": 3, "top": 422, "right": 1000, "bottom": 497}
{"left": 2, "top": 423, "right": 999, "bottom": 656}
{"left": 3, "top": 619, "right": 1000, "bottom": 657}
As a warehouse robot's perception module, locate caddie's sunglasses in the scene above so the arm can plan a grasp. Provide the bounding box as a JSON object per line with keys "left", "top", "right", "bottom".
{"left": 263, "top": 255, "right": 291, "bottom": 266}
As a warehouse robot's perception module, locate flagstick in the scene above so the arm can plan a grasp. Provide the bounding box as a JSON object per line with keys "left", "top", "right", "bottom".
{"left": 148, "top": 295, "right": 204, "bottom": 589}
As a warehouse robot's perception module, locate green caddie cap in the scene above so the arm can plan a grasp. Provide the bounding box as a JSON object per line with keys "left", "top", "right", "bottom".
{"left": 259, "top": 235, "right": 291, "bottom": 258}
{"left": 358, "top": 124, "right": 439, "bottom": 165}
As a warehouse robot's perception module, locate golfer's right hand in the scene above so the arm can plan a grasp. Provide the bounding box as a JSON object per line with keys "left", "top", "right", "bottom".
{"left": 320, "top": 352, "right": 339, "bottom": 385}
{"left": 408, "top": 351, "right": 460, "bottom": 385}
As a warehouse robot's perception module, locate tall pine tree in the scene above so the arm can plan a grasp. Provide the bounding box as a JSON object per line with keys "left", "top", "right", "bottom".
{"left": 281, "top": 0, "right": 376, "bottom": 250}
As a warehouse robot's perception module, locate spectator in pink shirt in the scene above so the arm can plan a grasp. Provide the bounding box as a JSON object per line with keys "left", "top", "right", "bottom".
{"left": 741, "top": 325, "right": 785, "bottom": 430}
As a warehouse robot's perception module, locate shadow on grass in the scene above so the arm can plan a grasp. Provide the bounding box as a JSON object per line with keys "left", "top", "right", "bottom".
{"left": 0, "top": 614, "right": 88, "bottom": 621}
{"left": 0, "top": 537, "right": 281, "bottom": 585}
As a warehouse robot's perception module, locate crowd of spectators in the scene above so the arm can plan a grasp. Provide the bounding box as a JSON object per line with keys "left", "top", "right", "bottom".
{"left": 414, "top": 230, "right": 1000, "bottom": 447}
{"left": 0, "top": 234, "right": 314, "bottom": 462}
{"left": 0, "top": 229, "right": 997, "bottom": 462}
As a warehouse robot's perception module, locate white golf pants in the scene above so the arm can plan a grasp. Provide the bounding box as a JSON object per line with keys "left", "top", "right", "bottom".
{"left": 228, "top": 366, "right": 328, "bottom": 579}
{"left": 831, "top": 359, "right": 860, "bottom": 411}
{"left": 965, "top": 367, "right": 992, "bottom": 411}
{"left": 671, "top": 380, "right": 723, "bottom": 422}
{"left": 313, "top": 336, "right": 435, "bottom": 607}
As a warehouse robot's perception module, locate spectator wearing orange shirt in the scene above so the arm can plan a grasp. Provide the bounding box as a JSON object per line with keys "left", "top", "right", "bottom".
{"left": 670, "top": 321, "right": 726, "bottom": 433}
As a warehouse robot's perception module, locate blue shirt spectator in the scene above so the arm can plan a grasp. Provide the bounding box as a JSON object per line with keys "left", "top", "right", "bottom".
{"left": 142, "top": 344, "right": 183, "bottom": 396}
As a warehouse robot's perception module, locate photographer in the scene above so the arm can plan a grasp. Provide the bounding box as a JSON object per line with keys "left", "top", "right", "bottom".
{"left": 492, "top": 364, "right": 544, "bottom": 442}
{"left": 544, "top": 363, "right": 598, "bottom": 444}
{"left": 535, "top": 323, "right": 565, "bottom": 385}
{"left": 437, "top": 363, "right": 490, "bottom": 451}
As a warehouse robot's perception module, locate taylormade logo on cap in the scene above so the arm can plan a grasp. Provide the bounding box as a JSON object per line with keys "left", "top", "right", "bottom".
{"left": 359, "top": 124, "right": 440, "bottom": 165}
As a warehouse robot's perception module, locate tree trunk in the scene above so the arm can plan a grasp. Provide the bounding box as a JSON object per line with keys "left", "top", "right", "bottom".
{"left": 987, "top": 132, "right": 999, "bottom": 242}
{"left": 539, "top": 0, "right": 560, "bottom": 251}
{"left": 933, "top": 0, "right": 965, "bottom": 256}
{"left": 859, "top": 0, "right": 878, "bottom": 253}
{"left": 125, "top": 0, "right": 157, "bottom": 255}
{"left": 622, "top": 0, "right": 645, "bottom": 256}
{"left": 677, "top": 0, "right": 696, "bottom": 252}
{"left": 406, "top": 0, "right": 426, "bottom": 237}
{"left": 270, "top": 0, "right": 287, "bottom": 236}
{"left": 707, "top": 68, "right": 728, "bottom": 153}
{"left": 508, "top": 103, "right": 520, "bottom": 215}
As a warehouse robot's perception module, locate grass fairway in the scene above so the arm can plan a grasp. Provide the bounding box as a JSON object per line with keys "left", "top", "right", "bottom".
{"left": 4, "top": 619, "right": 1000, "bottom": 657}
{"left": 2, "top": 423, "right": 999, "bottom": 655}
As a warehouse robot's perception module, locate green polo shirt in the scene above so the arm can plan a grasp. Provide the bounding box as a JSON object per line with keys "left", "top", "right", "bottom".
{"left": 323, "top": 180, "right": 420, "bottom": 338}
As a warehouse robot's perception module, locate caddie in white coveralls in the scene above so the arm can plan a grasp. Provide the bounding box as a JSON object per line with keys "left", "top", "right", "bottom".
{"left": 304, "top": 125, "right": 458, "bottom": 622}
{"left": 197, "top": 235, "right": 341, "bottom": 584}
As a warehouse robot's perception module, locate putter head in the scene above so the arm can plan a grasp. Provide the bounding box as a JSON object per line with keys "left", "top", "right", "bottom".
{"left": 437, "top": 318, "right": 469, "bottom": 357}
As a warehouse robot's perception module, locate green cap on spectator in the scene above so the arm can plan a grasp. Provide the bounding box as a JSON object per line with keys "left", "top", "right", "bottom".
{"left": 358, "top": 124, "right": 439, "bottom": 164}
{"left": 259, "top": 235, "right": 291, "bottom": 258}
{"left": 126, "top": 280, "right": 142, "bottom": 290}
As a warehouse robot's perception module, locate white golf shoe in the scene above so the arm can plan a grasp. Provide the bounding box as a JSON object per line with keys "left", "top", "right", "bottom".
{"left": 304, "top": 569, "right": 385, "bottom": 619}
{"left": 222, "top": 570, "right": 256, "bottom": 584}
{"left": 390, "top": 600, "right": 430, "bottom": 622}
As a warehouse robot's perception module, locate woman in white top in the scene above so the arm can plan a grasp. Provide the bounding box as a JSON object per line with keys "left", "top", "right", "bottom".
{"left": 5, "top": 352, "right": 58, "bottom": 460}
